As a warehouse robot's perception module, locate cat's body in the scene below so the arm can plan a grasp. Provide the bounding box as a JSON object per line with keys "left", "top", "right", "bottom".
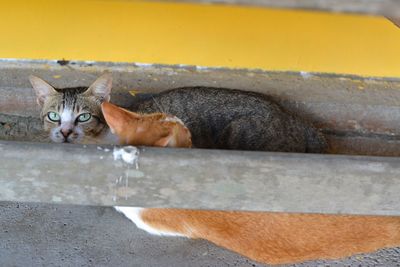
{"left": 30, "top": 74, "right": 326, "bottom": 152}
{"left": 133, "top": 87, "right": 326, "bottom": 153}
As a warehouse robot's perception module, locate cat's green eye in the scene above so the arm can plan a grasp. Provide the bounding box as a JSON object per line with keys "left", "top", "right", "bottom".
{"left": 47, "top": 112, "right": 60, "bottom": 122}
{"left": 77, "top": 113, "right": 92, "bottom": 122}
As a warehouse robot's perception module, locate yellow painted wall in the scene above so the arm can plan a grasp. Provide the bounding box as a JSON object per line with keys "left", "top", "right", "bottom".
{"left": 0, "top": 0, "right": 399, "bottom": 78}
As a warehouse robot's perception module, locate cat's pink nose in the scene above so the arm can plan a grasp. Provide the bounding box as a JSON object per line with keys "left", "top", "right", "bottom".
{"left": 60, "top": 129, "right": 73, "bottom": 138}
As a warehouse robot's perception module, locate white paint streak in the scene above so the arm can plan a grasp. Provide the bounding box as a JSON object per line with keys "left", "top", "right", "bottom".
{"left": 113, "top": 146, "right": 139, "bottom": 166}
{"left": 195, "top": 65, "right": 211, "bottom": 70}
{"left": 134, "top": 62, "right": 154, "bottom": 68}
{"left": 300, "top": 71, "right": 313, "bottom": 79}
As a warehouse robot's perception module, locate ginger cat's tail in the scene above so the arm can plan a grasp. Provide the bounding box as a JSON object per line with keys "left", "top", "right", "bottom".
{"left": 116, "top": 207, "right": 400, "bottom": 265}
{"left": 101, "top": 102, "right": 192, "bottom": 147}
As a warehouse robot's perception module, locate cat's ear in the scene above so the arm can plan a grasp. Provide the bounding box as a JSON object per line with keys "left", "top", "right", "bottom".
{"left": 29, "top": 75, "right": 58, "bottom": 106}
{"left": 101, "top": 101, "right": 138, "bottom": 134}
{"left": 85, "top": 73, "right": 112, "bottom": 101}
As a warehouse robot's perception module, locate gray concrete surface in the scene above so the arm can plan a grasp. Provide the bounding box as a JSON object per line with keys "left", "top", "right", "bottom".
{"left": 1, "top": 201, "right": 400, "bottom": 267}
{"left": 2, "top": 141, "right": 400, "bottom": 216}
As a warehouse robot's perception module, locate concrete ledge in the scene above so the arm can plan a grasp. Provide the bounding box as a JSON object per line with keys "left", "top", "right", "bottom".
{"left": 1, "top": 60, "right": 400, "bottom": 156}
{"left": 1, "top": 140, "right": 400, "bottom": 216}
{"left": 174, "top": 0, "right": 400, "bottom": 16}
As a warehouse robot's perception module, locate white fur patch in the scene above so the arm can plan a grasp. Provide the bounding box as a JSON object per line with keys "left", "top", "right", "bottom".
{"left": 114, "top": 206, "right": 184, "bottom": 237}
{"left": 162, "top": 116, "right": 185, "bottom": 126}
{"left": 61, "top": 108, "right": 73, "bottom": 122}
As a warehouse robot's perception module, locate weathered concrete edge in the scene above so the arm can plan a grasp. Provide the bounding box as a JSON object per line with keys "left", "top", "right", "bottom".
{"left": 1, "top": 140, "right": 400, "bottom": 216}
{"left": 159, "top": 0, "right": 400, "bottom": 16}
{"left": 2, "top": 58, "right": 400, "bottom": 82}
{"left": 2, "top": 58, "right": 400, "bottom": 110}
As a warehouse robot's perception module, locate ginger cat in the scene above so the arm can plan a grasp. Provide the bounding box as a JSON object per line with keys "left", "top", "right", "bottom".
{"left": 101, "top": 101, "right": 192, "bottom": 148}
{"left": 115, "top": 208, "right": 400, "bottom": 265}
{"left": 104, "top": 102, "right": 400, "bottom": 265}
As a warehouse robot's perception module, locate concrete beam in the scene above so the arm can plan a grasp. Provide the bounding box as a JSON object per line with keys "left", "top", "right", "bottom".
{"left": 1, "top": 140, "right": 400, "bottom": 216}
{"left": 388, "top": 16, "right": 400, "bottom": 27}
{"left": 173, "top": 0, "right": 400, "bottom": 16}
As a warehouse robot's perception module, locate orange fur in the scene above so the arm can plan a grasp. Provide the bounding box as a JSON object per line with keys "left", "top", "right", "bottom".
{"left": 139, "top": 208, "right": 400, "bottom": 265}
{"left": 108, "top": 101, "right": 400, "bottom": 264}
{"left": 101, "top": 102, "right": 192, "bottom": 147}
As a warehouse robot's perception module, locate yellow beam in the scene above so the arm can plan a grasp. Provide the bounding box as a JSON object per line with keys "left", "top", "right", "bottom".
{"left": 0, "top": 0, "right": 399, "bottom": 78}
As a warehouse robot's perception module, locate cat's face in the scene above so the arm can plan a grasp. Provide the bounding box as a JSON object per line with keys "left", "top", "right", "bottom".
{"left": 30, "top": 74, "right": 112, "bottom": 143}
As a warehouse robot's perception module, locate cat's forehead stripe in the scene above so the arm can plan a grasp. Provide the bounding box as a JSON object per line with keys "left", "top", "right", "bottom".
{"left": 62, "top": 90, "right": 74, "bottom": 107}
{"left": 60, "top": 88, "right": 87, "bottom": 111}
{"left": 72, "top": 93, "right": 78, "bottom": 111}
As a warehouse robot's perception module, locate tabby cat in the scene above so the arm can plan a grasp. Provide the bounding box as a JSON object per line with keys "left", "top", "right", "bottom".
{"left": 30, "top": 73, "right": 327, "bottom": 152}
